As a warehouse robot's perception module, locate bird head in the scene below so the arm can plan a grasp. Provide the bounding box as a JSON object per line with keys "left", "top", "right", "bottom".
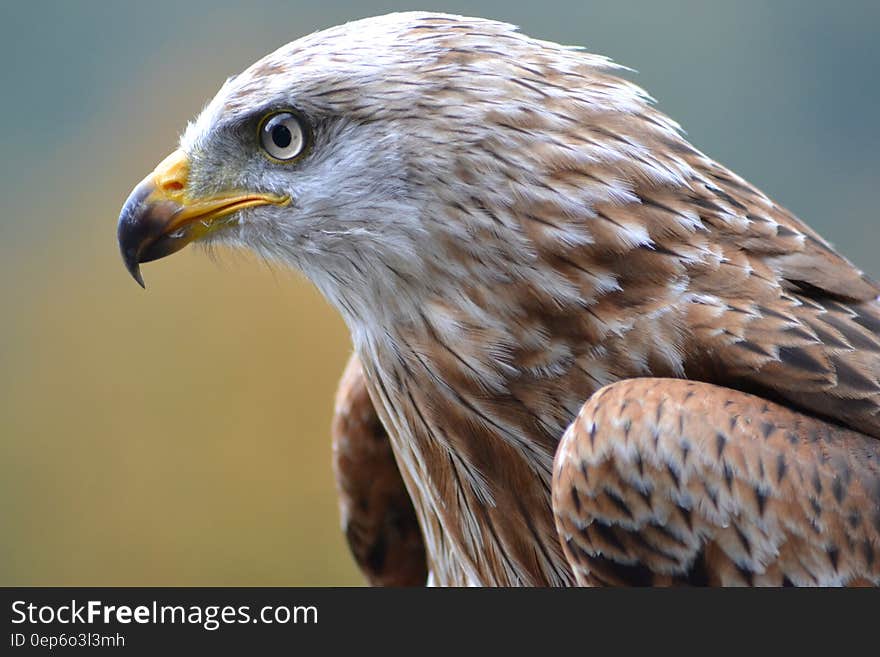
{"left": 118, "top": 11, "right": 668, "bottom": 329}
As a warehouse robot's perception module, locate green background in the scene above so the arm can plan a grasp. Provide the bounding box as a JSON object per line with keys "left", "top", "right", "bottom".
{"left": 2, "top": 1, "right": 877, "bottom": 585}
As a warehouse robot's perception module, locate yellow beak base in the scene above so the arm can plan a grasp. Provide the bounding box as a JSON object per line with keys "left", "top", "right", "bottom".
{"left": 116, "top": 149, "right": 289, "bottom": 287}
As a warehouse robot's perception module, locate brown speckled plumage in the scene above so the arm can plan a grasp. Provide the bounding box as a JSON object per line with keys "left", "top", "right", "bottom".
{"left": 120, "top": 12, "right": 880, "bottom": 586}
{"left": 554, "top": 379, "right": 880, "bottom": 586}
{"left": 319, "top": 14, "right": 880, "bottom": 586}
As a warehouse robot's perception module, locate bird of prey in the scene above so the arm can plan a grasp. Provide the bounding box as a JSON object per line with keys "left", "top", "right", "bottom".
{"left": 117, "top": 12, "right": 880, "bottom": 586}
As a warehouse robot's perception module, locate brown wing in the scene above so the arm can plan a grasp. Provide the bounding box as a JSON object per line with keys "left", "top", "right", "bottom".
{"left": 578, "top": 129, "right": 880, "bottom": 438}
{"left": 331, "top": 353, "right": 428, "bottom": 586}
{"left": 671, "top": 157, "right": 880, "bottom": 437}
{"left": 553, "top": 378, "right": 880, "bottom": 586}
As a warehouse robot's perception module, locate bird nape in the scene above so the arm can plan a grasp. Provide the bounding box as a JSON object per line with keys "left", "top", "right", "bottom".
{"left": 117, "top": 12, "right": 880, "bottom": 587}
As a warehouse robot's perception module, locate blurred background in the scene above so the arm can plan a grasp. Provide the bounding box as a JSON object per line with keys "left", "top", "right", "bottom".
{"left": 1, "top": 0, "right": 878, "bottom": 585}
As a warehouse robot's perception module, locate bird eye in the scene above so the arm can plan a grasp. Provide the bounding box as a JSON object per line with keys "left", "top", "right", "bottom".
{"left": 259, "top": 111, "right": 308, "bottom": 162}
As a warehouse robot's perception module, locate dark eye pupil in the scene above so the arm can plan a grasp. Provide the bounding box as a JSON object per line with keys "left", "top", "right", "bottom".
{"left": 272, "top": 124, "right": 292, "bottom": 149}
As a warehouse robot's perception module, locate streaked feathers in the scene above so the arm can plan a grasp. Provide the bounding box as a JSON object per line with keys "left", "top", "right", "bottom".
{"left": 178, "top": 12, "right": 880, "bottom": 585}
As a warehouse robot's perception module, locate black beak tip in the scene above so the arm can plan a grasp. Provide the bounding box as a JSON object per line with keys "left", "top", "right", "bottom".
{"left": 124, "top": 254, "right": 146, "bottom": 289}
{"left": 117, "top": 178, "right": 156, "bottom": 289}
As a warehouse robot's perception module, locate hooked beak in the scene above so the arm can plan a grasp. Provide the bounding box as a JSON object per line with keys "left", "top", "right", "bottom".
{"left": 116, "top": 149, "right": 289, "bottom": 287}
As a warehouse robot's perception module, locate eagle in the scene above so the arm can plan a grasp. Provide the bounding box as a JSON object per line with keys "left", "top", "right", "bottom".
{"left": 117, "top": 12, "right": 880, "bottom": 586}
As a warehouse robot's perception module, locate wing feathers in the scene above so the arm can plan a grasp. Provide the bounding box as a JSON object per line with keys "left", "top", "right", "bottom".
{"left": 553, "top": 378, "right": 880, "bottom": 586}
{"left": 331, "top": 354, "right": 428, "bottom": 586}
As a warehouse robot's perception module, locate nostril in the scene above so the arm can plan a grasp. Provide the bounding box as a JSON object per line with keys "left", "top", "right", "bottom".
{"left": 162, "top": 181, "right": 184, "bottom": 192}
